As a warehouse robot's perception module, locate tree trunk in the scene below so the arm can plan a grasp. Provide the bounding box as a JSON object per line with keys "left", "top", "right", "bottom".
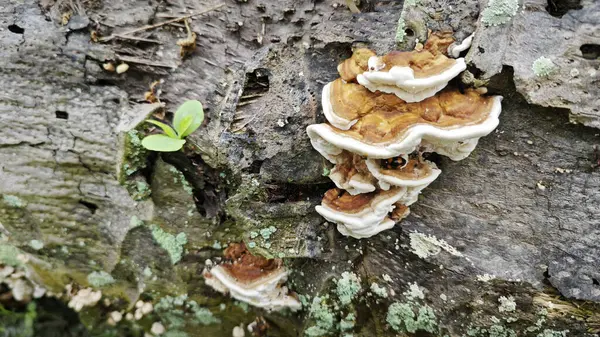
{"left": 0, "top": 0, "right": 599, "bottom": 336}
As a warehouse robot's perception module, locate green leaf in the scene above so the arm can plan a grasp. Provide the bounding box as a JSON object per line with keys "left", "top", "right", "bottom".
{"left": 141, "top": 134, "right": 186, "bottom": 152}
{"left": 177, "top": 115, "right": 194, "bottom": 139}
{"left": 173, "top": 100, "right": 204, "bottom": 137}
{"left": 145, "top": 120, "right": 178, "bottom": 139}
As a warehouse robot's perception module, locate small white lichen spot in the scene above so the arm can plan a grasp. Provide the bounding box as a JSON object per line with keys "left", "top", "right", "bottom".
{"left": 109, "top": 311, "right": 123, "bottom": 323}
{"left": 382, "top": 274, "right": 393, "bottom": 282}
{"left": 409, "top": 232, "right": 463, "bottom": 259}
{"left": 440, "top": 294, "right": 447, "bottom": 301}
{"left": 476, "top": 274, "right": 496, "bottom": 282}
{"left": 370, "top": 282, "right": 389, "bottom": 298}
{"left": 498, "top": 295, "right": 517, "bottom": 312}
{"left": 232, "top": 324, "right": 245, "bottom": 337}
{"left": 532, "top": 57, "right": 557, "bottom": 77}
{"left": 481, "top": 0, "right": 519, "bottom": 27}
{"left": 29, "top": 240, "right": 44, "bottom": 250}
{"left": 403, "top": 282, "right": 425, "bottom": 300}
{"left": 151, "top": 322, "right": 165, "bottom": 335}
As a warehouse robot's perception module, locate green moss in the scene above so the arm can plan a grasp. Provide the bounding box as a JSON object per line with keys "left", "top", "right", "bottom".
{"left": 335, "top": 272, "right": 361, "bottom": 305}
{"left": 120, "top": 130, "right": 148, "bottom": 181}
{"left": 87, "top": 271, "right": 115, "bottom": 288}
{"left": 29, "top": 240, "right": 44, "bottom": 250}
{"left": 532, "top": 57, "right": 556, "bottom": 77}
{"left": 2, "top": 195, "right": 25, "bottom": 208}
{"left": 481, "top": 0, "right": 519, "bottom": 26}
{"left": 386, "top": 302, "right": 437, "bottom": 334}
{"left": 151, "top": 225, "right": 187, "bottom": 264}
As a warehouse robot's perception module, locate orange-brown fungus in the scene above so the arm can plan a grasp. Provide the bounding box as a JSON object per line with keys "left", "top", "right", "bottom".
{"left": 332, "top": 89, "right": 495, "bottom": 145}
{"left": 379, "top": 49, "right": 456, "bottom": 78}
{"left": 322, "top": 188, "right": 398, "bottom": 214}
{"left": 220, "top": 243, "right": 282, "bottom": 282}
{"left": 329, "top": 79, "right": 406, "bottom": 122}
{"left": 390, "top": 203, "right": 409, "bottom": 221}
{"left": 338, "top": 48, "right": 376, "bottom": 82}
{"left": 423, "top": 30, "right": 455, "bottom": 56}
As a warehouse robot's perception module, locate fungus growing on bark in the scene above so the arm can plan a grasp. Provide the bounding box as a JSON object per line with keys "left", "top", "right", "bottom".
{"left": 309, "top": 89, "right": 502, "bottom": 160}
{"left": 203, "top": 243, "right": 301, "bottom": 311}
{"left": 354, "top": 47, "right": 467, "bottom": 102}
{"left": 307, "top": 32, "right": 502, "bottom": 238}
{"left": 316, "top": 188, "right": 418, "bottom": 238}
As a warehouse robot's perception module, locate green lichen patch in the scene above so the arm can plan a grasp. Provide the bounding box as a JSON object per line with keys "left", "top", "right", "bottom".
{"left": 29, "top": 240, "right": 44, "bottom": 251}
{"left": 119, "top": 130, "right": 149, "bottom": 182}
{"left": 259, "top": 226, "right": 277, "bottom": 240}
{"left": 403, "top": 282, "right": 425, "bottom": 301}
{"left": 169, "top": 167, "right": 193, "bottom": 195}
{"left": 395, "top": 17, "right": 406, "bottom": 43}
{"left": 305, "top": 296, "right": 336, "bottom": 336}
{"left": 481, "top": 0, "right": 519, "bottom": 27}
{"left": 532, "top": 57, "right": 557, "bottom": 77}
{"left": 87, "top": 271, "right": 115, "bottom": 288}
{"left": 0, "top": 243, "right": 23, "bottom": 267}
{"left": 339, "top": 313, "right": 356, "bottom": 331}
{"left": 498, "top": 296, "right": 516, "bottom": 313}
{"left": 154, "top": 294, "right": 220, "bottom": 336}
{"left": 335, "top": 272, "right": 361, "bottom": 306}
{"left": 536, "top": 329, "right": 569, "bottom": 337}
{"left": 370, "top": 282, "right": 388, "bottom": 298}
{"left": 386, "top": 302, "right": 438, "bottom": 334}
{"left": 2, "top": 195, "right": 25, "bottom": 208}
{"left": 151, "top": 225, "right": 187, "bottom": 264}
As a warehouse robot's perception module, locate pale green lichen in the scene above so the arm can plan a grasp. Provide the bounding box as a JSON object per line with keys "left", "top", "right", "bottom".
{"left": 28, "top": 240, "right": 44, "bottom": 250}
{"left": 488, "top": 324, "right": 516, "bottom": 337}
{"left": 536, "top": 329, "right": 568, "bottom": 337}
{"left": 305, "top": 296, "right": 335, "bottom": 336}
{"left": 339, "top": 313, "right": 356, "bottom": 331}
{"left": 131, "top": 180, "right": 151, "bottom": 200}
{"left": 155, "top": 294, "right": 219, "bottom": 331}
{"left": 370, "top": 282, "right": 388, "bottom": 298}
{"left": 403, "top": 282, "right": 425, "bottom": 301}
{"left": 169, "top": 167, "right": 193, "bottom": 195}
{"left": 87, "top": 271, "right": 115, "bottom": 287}
{"left": 259, "top": 226, "right": 277, "bottom": 240}
{"left": 211, "top": 241, "right": 222, "bottom": 249}
{"left": 151, "top": 226, "right": 187, "bottom": 264}
{"left": 143, "top": 267, "right": 153, "bottom": 277}
{"left": 249, "top": 231, "right": 259, "bottom": 239}
{"left": 404, "top": 0, "right": 419, "bottom": 6}
{"left": 130, "top": 215, "right": 144, "bottom": 228}
{"left": 386, "top": 302, "right": 437, "bottom": 334}
{"left": 0, "top": 243, "right": 23, "bottom": 266}
{"left": 409, "top": 232, "right": 462, "bottom": 259}
{"left": 498, "top": 296, "right": 516, "bottom": 312}
{"left": 395, "top": 17, "right": 406, "bottom": 43}
{"left": 481, "top": 0, "right": 519, "bottom": 27}
{"left": 335, "top": 272, "right": 361, "bottom": 305}
{"left": 532, "top": 57, "right": 556, "bottom": 77}
{"left": 247, "top": 242, "right": 257, "bottom": 248}
{"left": 3, "top": 195, "right": 25, "bottom": 208}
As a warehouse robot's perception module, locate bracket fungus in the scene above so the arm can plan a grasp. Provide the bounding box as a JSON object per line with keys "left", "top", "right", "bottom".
{"left": 203, "top": 243, "right": 301, "bottom": 311}
{"left": 307, "top": 31, "right": 502, "bottom": 238}
{"left": 348, "top": 45, "right": 467, "bottom": 102}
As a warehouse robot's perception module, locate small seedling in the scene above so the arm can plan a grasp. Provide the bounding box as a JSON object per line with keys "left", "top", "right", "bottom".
{"left": 141, "top": 100, "right": 204, "bottom": 152}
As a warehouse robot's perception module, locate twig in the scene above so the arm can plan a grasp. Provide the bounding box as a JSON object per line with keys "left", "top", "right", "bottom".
{"left": 117, "top": 55, "right": 177, "bottom": 69}
{"left": 345, "top": 0, "right": 361, "bottom": 13}
{"left": 99, "top": 3, "right": 225, "bottom": 42}
{"left": 114, "top": 35, "right": 162, "bottom": 44}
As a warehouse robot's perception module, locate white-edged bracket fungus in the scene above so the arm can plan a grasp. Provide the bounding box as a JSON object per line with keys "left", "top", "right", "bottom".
{"left": 349, "top": 45, "right": 467, "bottom": 102}
{"left": 307, "top": 31, "right": 502, "bottom": 239}
{"left": 448, "top": 33, "right": 474, "bottom": 58}
{"left": 316, "top": 188, "right": 415, "bottom": 239}
{"left": 203, "top": 243, "right": 301, "bottom": 312}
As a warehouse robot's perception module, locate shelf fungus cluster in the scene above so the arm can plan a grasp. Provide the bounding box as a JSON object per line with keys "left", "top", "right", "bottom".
{"left": 307, "top": 34, "right": 502, "bottom": 238}
{"left": 203, "top": 243, "right": 301, "bottom": 311}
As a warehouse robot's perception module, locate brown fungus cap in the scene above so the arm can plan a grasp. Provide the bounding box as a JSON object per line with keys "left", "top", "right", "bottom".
{"left": 337, "top": 48, "right": 376, "bottom": 82}
{"left": 220, "top": 243, "right": 282, "bottom": 283}
{"left": 332, "top": 89, "right": 496, "bottom": 145}
{"left": 423, "top": 30, "right": 456, "bottom": 56}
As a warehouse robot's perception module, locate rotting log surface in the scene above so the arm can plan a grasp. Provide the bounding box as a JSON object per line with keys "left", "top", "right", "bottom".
{"left": 0, "top": 0, "right": 599, "bottom": 336}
